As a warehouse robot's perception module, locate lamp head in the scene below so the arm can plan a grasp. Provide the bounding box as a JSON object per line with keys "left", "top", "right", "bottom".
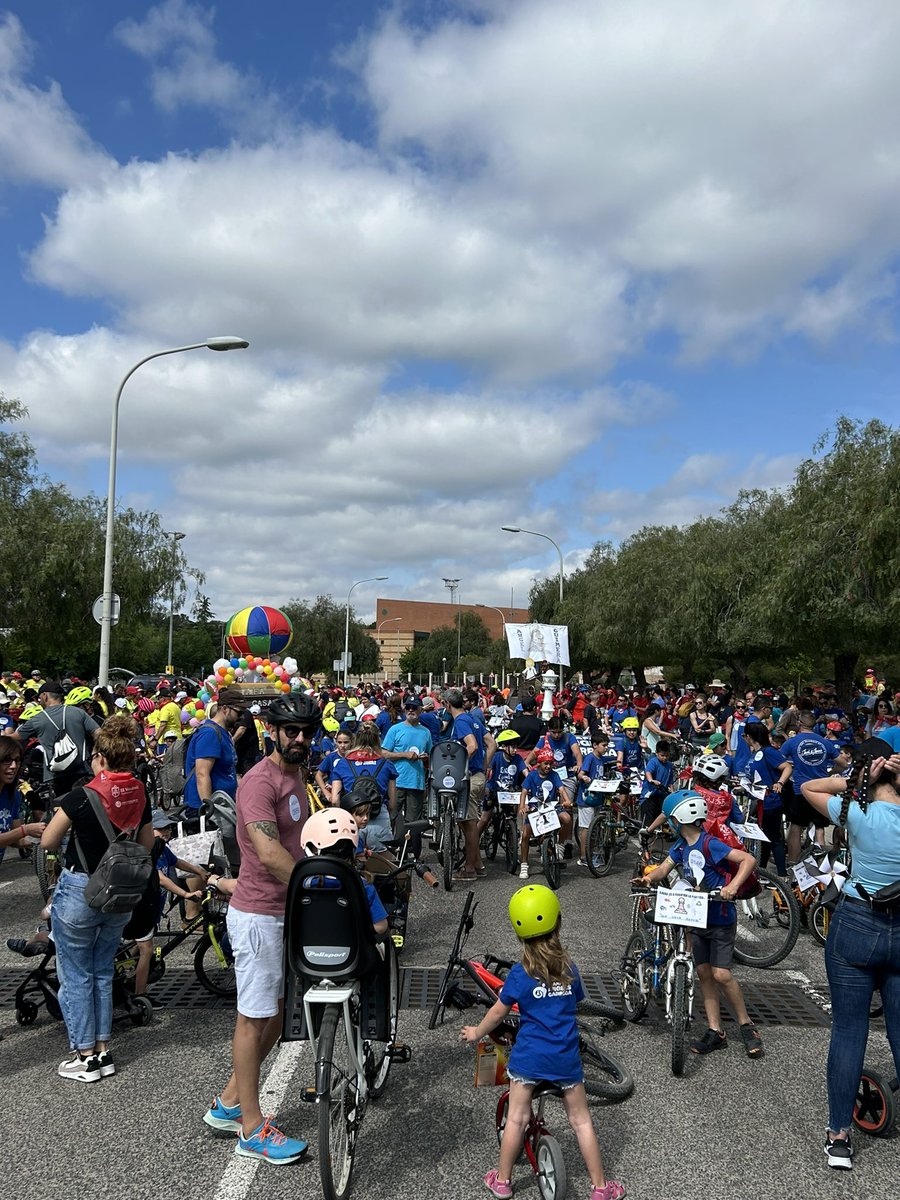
{"left": 205, "top": 336, "right": 250, "bottom": 351}
{"left": 501, "top": 526, "right": 521, "bottom": 533}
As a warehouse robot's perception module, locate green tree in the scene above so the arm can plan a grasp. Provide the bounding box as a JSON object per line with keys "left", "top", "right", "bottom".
{"left": 280, "top": 595, "right": 379, "bottom": 677}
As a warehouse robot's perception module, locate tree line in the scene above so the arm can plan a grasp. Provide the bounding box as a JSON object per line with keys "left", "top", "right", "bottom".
{"left": 529, "top": 417, "right": 900, "bottom": 703}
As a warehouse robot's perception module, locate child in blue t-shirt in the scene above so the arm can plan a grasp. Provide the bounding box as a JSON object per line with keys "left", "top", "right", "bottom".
{"left": 640, "top": 739, "right": 675, "bottom": 823}
{"left": 574, "top": 733, "right": 619, "bottom": 864}
{"left": 636, "top": 790, "right": 762, "bottom": 1060}
{"left": 517, "top": 750, "right": 573, "bottom": 880}
{"left": 461, "top": 886, "right": 624, "bottom": 1200}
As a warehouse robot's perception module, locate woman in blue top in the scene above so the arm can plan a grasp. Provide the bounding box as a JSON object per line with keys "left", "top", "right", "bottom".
{"left": 461, "top": 886, "right": 624, "bottom": 1200}
{"left": 0, "top": 736, "right": 46, "bottom": 863}
{"left": 802, "top": 743, "right": 900, "bottom": 1171}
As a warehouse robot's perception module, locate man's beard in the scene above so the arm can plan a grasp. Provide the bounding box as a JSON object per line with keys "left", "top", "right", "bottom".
{"left": 280, "top": 740, "right": 309, "bottom": 766}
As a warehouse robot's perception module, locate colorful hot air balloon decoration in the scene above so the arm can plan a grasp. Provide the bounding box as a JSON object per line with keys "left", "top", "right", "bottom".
{"left": 225, "top": 605, "right": 293, "bottom": 658}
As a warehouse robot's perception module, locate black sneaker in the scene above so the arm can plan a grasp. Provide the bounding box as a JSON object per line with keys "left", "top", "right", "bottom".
{"left": 145, "top": 995, "right": 166, "bottom": 1010}
{"left": 563, "top": 843, "right": 574, "bottom": 860}
{"left": 690, "top": 1027, "right": 727, "bottom": 1055}
{"left": 824, "top": 1131, "right": 853, "bottom": 1169}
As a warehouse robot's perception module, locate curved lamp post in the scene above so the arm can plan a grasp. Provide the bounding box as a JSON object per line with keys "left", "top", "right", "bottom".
{"left": 344, "top": 576, "right": 388, "bottom": 686}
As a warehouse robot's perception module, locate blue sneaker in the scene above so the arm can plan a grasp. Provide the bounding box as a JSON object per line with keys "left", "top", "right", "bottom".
{"left": 203, "top": 1095, "right": 242, "bottom": 1134}
{"left": 236, "top": 1118, "right": 308, "bottom": 1164}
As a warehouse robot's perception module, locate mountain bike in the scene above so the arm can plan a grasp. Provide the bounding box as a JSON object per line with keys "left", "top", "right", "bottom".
{"left": 585, "top": 779, "right": 642, "bottom": 878}
{"left": 428, "top": 891, "right": 633, "bottom": 1102}
{"left": 480, "top": 791, "right": 520, "bottom": 875}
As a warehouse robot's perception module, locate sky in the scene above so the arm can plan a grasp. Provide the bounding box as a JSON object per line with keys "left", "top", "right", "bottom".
{"left": 2, "top": 0, "right": 900, "bottom": 626}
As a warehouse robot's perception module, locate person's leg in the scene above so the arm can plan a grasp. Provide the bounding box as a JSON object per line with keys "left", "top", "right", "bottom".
{"left": 561, "top": 1084, "right": 609, "bottom": 1189}
{"left": 694, "top": 961, "right": 722, "bottom": 1031}
{"left": 881, "top": 965, "right": 900, "bottom": 1080}
{"left": 133, "top": 936, "right": 154, "bottom": 995}
{"left": 91, "top": 911, "right": 130, "bottom": 1054}
{"left": 824, "top": 905, "right": 882, "bottom": 1135}
{"left": 229, "top": 1011, "right": 282, "bottom": 1135}
{"left": 400, "top": 788, "right": 425, "bottom": 857}
{"left": 465, "top": 774, "right": 486, "bottom": 873}
{"left": 766, "top": 807, "right": 787, "bottom": 875}
{"left": 711, "top": 967, "right": 751, "bottom": 1025}
{"left": 219, "top": 1009, "right": 283, "bottom": 1111}
{"left": 51, "top": 872, "right": 101, "bottom": 1054}
{"left": 497, "top": 1082, "right": 534, "bottom": 1181}
{"left": 578, "top": 807, "right": 592, "bottom": 861}
{"left": 518, "top": 820, "right": 531, "bottom": 874}
{"left": 787, "top": 822, "right": 803, "bottom": 864}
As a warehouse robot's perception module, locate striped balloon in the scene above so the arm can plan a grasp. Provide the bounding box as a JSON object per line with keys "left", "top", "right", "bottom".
{"left": 225, "top": 605, "right": 293, "bottom": 657}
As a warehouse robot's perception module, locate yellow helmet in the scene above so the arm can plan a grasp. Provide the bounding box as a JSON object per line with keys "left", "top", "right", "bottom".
{"left": 621, "top": 717, "right": 640, "bottom": 730}
{"left": 65, "top": 686, "right": 93, "bottom": 706}
{"left": 496, "top": 729, "right": 521, "bottom": 745}
{"left": 508, "top": 884, "right": 561, "bottom": 940}
{"left": 322, "top": 717, "right": 340, "bottom": 734}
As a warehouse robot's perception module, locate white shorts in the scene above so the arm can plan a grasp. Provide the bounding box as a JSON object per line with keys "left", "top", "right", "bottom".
{"left": 560, "top": 777, "right": 577, "bottom": 802}
{"left": 577, "top": 806, "right": 594, "bottom": 829}
{"left": 227, "top": 906, "right": 285, "bottom": 1019}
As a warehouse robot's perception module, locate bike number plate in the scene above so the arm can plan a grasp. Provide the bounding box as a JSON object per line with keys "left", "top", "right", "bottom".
{"left": 530, "top": 804, "right": 561, "bottom": 836}
{"left": 654, "top": 887, "right": 709, "bottom": 929}
{"left": 497, "top": 790, "right": 520, "bottom": 807}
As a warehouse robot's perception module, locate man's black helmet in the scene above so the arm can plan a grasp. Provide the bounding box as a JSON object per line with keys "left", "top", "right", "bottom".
{"left": 264, "top": 694, "right": 322, "bottom": 728}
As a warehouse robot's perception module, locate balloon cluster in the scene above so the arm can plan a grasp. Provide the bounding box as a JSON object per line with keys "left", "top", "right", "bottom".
{"left": 206, "top": 655, "right": 300, "bottom": 696}
{"left": 180, "top": 697, "right": 207, "bottom": 728}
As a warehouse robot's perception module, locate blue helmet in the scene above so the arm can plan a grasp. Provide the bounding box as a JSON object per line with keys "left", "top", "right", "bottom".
{"left": 662, "top": 789, "right": 707, "bottom": 832}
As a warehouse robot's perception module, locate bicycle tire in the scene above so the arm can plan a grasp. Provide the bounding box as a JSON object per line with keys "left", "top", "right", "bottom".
{"left": 620, "top": 930, "right": 649, "bottom": 1022}
{"left": 630, "top": 892, "right": 653, "bottom": 934}
{"left": 591, "top": 819, "right": 617, "bottom": 878}
{"left": 485, "top": 813, "right": 500, "bottom": 861}
{"left": 536, "top": 1134, "right": 567, "bottom": 1200}
{"left": 579, "top": 1024, "right": 635, "bottom": 1101}
{"left": 442, "top": 805, "right": 454, "bottom": 891}
{"left": 33, "top": 847, "right": 58, "bottom": 904}
{"left": 367, "top": 939, "right": 399, "bottom": 1099}
{"left": 193, "top": 926, "right": 236, "bottom": 997}
{"left": 809, "top": 895, "right": 831, "bottom": 947}
{"left": 317, "top": 1004, "right": 357, "bottom": 1200}
{"left": 853, "top": 1069, "right": 897, "bottom": 1137}
{"left": 502, "top": 820, "right": 518, "bottom": 875}
{"left": 670, "top": 960, "right": 688, "bottom": 1076}
{"left": 541, "top": 838, "right": 561, "bottom": 891}
{"left": 732, "top": 867, "right": 801, "bottom": 968}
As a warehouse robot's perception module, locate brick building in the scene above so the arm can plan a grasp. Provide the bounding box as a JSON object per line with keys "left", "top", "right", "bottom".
{"left": 365, "top": 597, "right": 530, "bottom": 679}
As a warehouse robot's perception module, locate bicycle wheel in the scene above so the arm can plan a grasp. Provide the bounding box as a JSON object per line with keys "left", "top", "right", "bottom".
{"left": 485, "top": 813, "right": 500, "bottom": 861}
{"left": 579, "top": 1023, "right": 635, "bottom": 1101}
{"left": 317, "top": 1004, "right": 357, "bottom": 1200}
{"left": 620, "top": 931, "right": 649, "bottom": 1022}
{"left": 670, "top": 960, "right": 688, "bottom": 1077}
{"left": 853, "top": 1069, "right": 897, "bottom": 1137}
{"left": 536, "top": 1135, "right": 567, "bottom": 1200}
{"left": 442, "top": 805, "right": 455, "bottom": 891}
{"left": 630, "top": 892, "right": 653, "bottom": 934}
{"left": 193, "top": 925, "right": 237, "bottom": 997}
{"left": 809, "top": 895, "right": 832, "bottom": 947}
{"left": 541, "top": 838, "right": 561, "bottom": 890}
{"left": 502, "top": 820, "right": 518, "bottom": 875}
{"left": 367, "top": 940, "right": 399, "bottom": 1099}
{"left": 732, "top": 868, "right": 801, "bottom": 968}
{"left": 587, "top": 819, "right": 616, "bottom": 878}
{"left": 34, "top": 847, "right": 58, "bottom": 904}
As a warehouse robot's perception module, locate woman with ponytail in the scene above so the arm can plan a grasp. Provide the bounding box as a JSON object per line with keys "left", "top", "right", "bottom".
{"left": 802, "top": 739, "right": 900, "bottom": 1171}
{"left": 41, "top": 714, "right": 153, "bottom": 1084}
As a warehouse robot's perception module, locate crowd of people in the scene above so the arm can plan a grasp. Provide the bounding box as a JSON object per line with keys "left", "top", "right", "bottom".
{"left": 0, "top": 662, "right": 897, "bottom": 1185}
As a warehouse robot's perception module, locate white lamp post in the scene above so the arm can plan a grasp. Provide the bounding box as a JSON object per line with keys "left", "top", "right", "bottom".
{"left": 344, "top": 576, "right": 388, "bottom": 686}
{"left": 476, "top": 603, "right": 509, "bottom": 691}
{"left": 501, "top": 525, "right": 565, "bottom": 687}
{"left": 164, "top": 530, "right": 186, "bottom": 674}
{"left": 98, "top": 336, "right": 249, "bottom": 686}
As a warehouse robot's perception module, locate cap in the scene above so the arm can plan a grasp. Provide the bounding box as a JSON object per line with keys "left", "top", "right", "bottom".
{"left": 217, "top": 686, "right": 248, "bottom": 709}
{"left": 175, "top": 691, "right": 187, "bottom": 702}
{"left": 162, "top": 729, "right": 179, "bottom": 739}
{"left": 151, "top": 808, "right": 175, "bottom": 828}
{"left": 0, "top": 694, "right": 9, "bottom": 705}
{"left": 685, "top": 683, "right": 696, "bottom": 691}
{"left": 125, "top": 686, "right": 140, "bottom": 696}
{"left": 707, "top": 731, "right": 726, "bottom": 748}
{"left": 114, "top": 697, "right": 128, "bottom": 709}
{"left": 403, "top": 697, "right": 422, "bottom": 709}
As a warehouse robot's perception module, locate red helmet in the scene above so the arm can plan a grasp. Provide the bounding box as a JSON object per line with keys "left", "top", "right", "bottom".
{"left": 535, "top": 748, "right": 555, "bottom": 765}
{"left": 137, "top": 697, "right": 155, "bottom": 714}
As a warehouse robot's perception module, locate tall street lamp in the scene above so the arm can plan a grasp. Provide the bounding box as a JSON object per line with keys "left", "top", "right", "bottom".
{"left": 501, "top": 525, "right": 565, "bottom": 685}
{"left": 377, "top": 616, "right": 402, "bottom": 681}
{"left": 164, "top": 530, "right": 186, "bottom": 675}
{"left": 345, "top": 576, "right": 388, "bottom": 686}
{"left": 476, "top": 603, "right": 509, "bottom": 691}
{"left": 98, "top": 336, "right": 249, "bottom": 686}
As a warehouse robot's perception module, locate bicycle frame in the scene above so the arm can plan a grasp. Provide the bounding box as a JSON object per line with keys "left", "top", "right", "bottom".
{"left": 306, "top": 982, "right": 367, "bottom": 1093}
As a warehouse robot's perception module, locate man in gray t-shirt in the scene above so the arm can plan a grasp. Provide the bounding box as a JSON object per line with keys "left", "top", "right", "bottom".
{"left": 13, "top": 680, "right": 100, "bottom": 795}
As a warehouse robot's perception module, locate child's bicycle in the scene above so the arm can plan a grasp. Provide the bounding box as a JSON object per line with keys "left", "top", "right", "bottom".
{"left": 494, "top": 1048, "right": 571, "bottom": 1200}
{"left": 428, "top": 891, "right": 634, "bottom": 1102}
{"left": 480, "top": 792, "right": 520, "bottom": 876}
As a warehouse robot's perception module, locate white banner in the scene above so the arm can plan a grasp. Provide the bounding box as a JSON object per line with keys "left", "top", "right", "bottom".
{"left": 505, "top": 623, "right": 570, "bottom": 666}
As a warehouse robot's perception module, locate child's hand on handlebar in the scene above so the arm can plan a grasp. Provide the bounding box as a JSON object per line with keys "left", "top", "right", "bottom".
{"left": 460, "top": 1025, "right": 482, "bottom": 1044}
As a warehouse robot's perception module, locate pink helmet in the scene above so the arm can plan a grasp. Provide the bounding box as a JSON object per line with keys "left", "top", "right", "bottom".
{"left": 303, "top": 808, "right": 358, "bottom": 856}
{"left": 137, "top": 697, "right": 155, "bottom": 714}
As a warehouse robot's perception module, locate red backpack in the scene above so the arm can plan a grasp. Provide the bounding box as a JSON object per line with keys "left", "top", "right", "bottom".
{"left": 698, "top": 828, "right": 761, "bottom": 900}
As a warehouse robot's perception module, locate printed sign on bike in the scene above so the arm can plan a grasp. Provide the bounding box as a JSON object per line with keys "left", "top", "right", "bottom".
{"left": 654, "top": 887, "right": 709, "bottom": 929}
{"left": 730, "top": 821, "right": 770, "bottom": 843}
{"left": 497, "top": 790, "right": 520, "bottom": 807}
{"left": 791, "top": 857, "right": 821, "bottom": 892}
{"left": 530, "top": 803, "right": 561, "bottom": 836}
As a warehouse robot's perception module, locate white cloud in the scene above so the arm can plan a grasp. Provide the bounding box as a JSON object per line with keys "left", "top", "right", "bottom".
{"left": 0, "top": 13, "right": 112, "bottom": 188}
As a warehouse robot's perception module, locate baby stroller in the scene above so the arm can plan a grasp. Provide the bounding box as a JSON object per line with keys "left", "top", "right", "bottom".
{"left": 14, "top": 936, "right": 158, "bottom": 1030}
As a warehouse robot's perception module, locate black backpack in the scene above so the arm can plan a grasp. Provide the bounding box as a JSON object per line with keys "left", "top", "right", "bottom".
{"left": 345, "top": 758, "right": 387, "bottom": 817}
{"left": 334, "top": 700, "right": 352, "bottom": 722}
{"left": 74, "top": 790, "right": 153, "bottom": 914}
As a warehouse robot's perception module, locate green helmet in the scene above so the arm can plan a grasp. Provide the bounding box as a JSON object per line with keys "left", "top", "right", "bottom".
{"left": 508, "top": 884, "right": 561, "bottom": 940}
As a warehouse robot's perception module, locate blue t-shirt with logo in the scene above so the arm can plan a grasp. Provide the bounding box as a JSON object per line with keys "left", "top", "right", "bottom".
{"left": 488, "top": 754, "right": 528, "bottom": 795}
{"left": 535, "top": 732, "right": 579, "bottom": 772}
{"left": 499, "top": 961, "right": 585, "bottom": 1082}
{"left": 668, "top": 834, "right": 737, "bottom": 926}
{"left": 419, "top": 711, "right": 442, "bottom": 740}
{"left": 748, "top": 746, "right": 786, "bottom": 810}
{"left": 522, "top": 768, "right": 563, "bottom": 808}
{"left": 183, "top": 720, "right": 238, "bottom": 811}
{"left": 614, "top": 734, "right": 644, "bottom": 772}
{"left": 317, "top": 749, "right": 344, "bottom": 783}
{"left": 452, "top": 712, "right": 486, "bottom": 772}
{"left": 781, "top": 732, "right": 840, "bottom": 787}
{"left": 609, "top": 704, "right": 636, "bottom": 732}
{"left": 641, "top": 755, "right": 675, "bottom": 799}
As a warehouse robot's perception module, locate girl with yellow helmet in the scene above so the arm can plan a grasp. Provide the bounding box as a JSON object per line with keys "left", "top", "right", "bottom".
{"left": 460, "top": 886, "right": 625, "bottom": 1200}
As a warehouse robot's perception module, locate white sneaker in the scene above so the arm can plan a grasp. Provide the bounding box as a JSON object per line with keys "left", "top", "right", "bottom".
{"left": 58, "top": 1053, "right": 101, "bottom": 1082}
{"left": 519, "top": 862, "right": 529, "bottom": 879}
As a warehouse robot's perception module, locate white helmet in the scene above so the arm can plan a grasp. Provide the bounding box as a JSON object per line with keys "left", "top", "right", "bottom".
{"left": 662, "top": 789, "right": 708, "bottom": 829}
{"left": 693, "top": 754, "right": 729, "bottom": 784}
{"left": 303, "top": 808, "right": 358, "bottom": 856}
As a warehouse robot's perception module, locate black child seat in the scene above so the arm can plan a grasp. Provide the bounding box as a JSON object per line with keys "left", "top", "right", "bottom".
{"left": 427, "top": 738, "right": 470, "bottom": 821}
{"left": 282, "top": 855, "right": 390, "bottom": 1043}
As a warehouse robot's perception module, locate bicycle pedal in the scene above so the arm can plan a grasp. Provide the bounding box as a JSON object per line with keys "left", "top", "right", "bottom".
{"left": 390, "top": 933, "right": 405, "bottom": 950}
{"left": 300, "top": 1086, "right": 318, "bottom": 1104}
{"left": 387, "top": 1042, "right": 412, "bottom": 1063}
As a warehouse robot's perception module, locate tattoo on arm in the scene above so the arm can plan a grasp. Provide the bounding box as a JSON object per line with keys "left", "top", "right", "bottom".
{"left": 249, "top": 820, "right": 279, "bottom": 841}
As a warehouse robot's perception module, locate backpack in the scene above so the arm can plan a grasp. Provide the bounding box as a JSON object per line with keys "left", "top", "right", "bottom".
{"left": 334, "top": 700, "right": 351, "bottom": 722}
{"left": 46, "top": 707, "right": 80, "bottom": 773}
{"left": 699, "top": 828, "right": 761, "bottom": 899}
{"left": 345, "top": 758, "right": 387, "bottom": 818}
{"left": 74, "top": 790, "right": 153, "bottom": 913}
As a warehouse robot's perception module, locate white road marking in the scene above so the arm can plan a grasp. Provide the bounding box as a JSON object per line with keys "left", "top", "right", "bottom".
{"left": 211, "top": 1040, "right": 307, "bottom": 1200}
{"left": 783, "top": 969, "right": 832, "bottom": 1014}
{"left": 0, "top": 880, "right": 15, "bottom": 890}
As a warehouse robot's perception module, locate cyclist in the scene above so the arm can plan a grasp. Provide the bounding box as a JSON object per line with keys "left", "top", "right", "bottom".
{"left": 381, "top": 696, "right": 433, "bottom": 840}
{"left": 479, "top": 729, "right": 528, "bottom": 845}
{"left": 575, "top": 733, "right": 618, "bottom": 866}
{"left": 446, "top": 688, "right": 496, "bottom": 882}
{"left": 639, "top": 738, "right": 675, "bottom": 825}
{"left": 299, "top": 807, "right": 389, "bottom": 934}
{"left": 527, "top": 717, "right": 583, "bottom": 803}
{"left": 635, "top": 790, "right": 763, "bottom": 1059}
{"left": 460, "top": 885, "right": 625, "bottom": 1200}
{"left": 517, "top": 748, "right": 573, "bottom": 880}
{"left": 743, "top": 724, "right": 788, "bottom": 876}
{"left": 203, "top": 693, "right": 321, "bottom": 1164}
{"left": 614, "top": 716, "right": 644, "bottom": 779}
{"left": 642, "top": 754, "right": 743, "bottom": 843}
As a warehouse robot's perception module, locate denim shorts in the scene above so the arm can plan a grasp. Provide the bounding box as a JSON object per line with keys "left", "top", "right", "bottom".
{"left": 507, "top": 1072, "right": 583, "bottom": 1089}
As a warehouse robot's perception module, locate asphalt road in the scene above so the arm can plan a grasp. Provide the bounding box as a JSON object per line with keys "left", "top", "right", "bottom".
{"left": 0, "top": 847, "right": 896, "bottom": 1200}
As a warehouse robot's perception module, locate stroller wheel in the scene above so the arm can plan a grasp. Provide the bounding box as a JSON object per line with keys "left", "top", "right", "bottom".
{"left": 130, "top": 995, "right": 154, "bottom": 1027}
{"left": 16, "top": 1001, "right": 39, "bottom": 1026}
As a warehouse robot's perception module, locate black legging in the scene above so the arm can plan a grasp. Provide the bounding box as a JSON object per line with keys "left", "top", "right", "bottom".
{"left": 759, "top": 806, "right": 787, "bottom": 875}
